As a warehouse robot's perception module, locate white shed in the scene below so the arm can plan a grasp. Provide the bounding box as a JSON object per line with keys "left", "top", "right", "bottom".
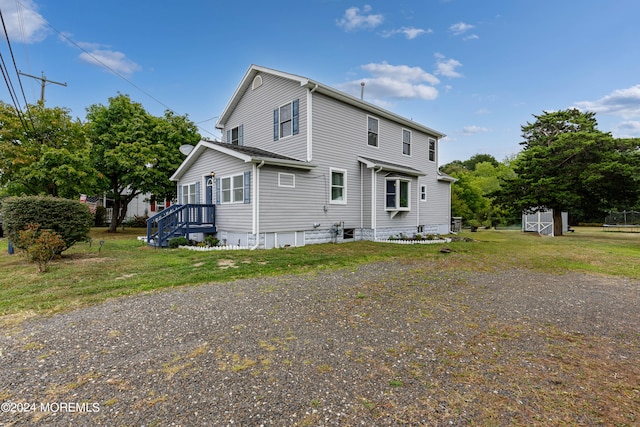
{"left": 522, "top": 209, "right": 569, "bottom": 236}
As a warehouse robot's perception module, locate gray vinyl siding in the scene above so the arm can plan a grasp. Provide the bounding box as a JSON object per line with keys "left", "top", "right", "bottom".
{"left": 310, "top": 93, "right": 364, "bottom": 229}
{"left": 311, "top": 92, "right": 444, "bottom": 232}
{"left": 257, "top": 166, "right": 325, "bottom": 232}
{"left": 222, "top": 73, "right": 308, "bottom": 161}
{"left": 178, "top": 150, "right": 252, "bottom": 231}
{"left": 187, "top": 67, "right": 452, "bottom": 241}
{"left": 420, "top": 179, "right": 451, "bottom": 228}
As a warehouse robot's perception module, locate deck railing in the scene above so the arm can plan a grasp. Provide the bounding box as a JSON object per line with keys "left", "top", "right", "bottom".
{"left": 146, "top": 204, "right": 216, "bottom": 247}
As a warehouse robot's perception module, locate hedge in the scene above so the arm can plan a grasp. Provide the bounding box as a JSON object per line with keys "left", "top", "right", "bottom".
{"left": 1, "top": 196, "right": 93, "bottom": 251}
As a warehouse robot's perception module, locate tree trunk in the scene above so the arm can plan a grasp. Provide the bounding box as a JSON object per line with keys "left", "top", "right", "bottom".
{"left": 108, "top": 198, "right": 125, "bottom": 233}
{"left": 553, "top": 209, "right": 563, "bottom": 236}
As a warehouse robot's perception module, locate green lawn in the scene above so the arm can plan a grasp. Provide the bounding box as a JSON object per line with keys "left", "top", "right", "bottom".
{"left": 0, "top": 226, "right": 638, "bottom": 318}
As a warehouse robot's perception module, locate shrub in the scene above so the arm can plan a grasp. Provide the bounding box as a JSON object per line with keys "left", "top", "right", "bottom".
{"left": 168, "top": 236, "right": 189, "bottom": 248}
{"left": 18, "top": 224, "right": 66, "bottom": 272}
{"left": 1, "top": 196, "right": 93, "bottom": 252}
{"left": 123, "top": 214, "right": 149, "bottom": 228}
{"left": 205, "top": 235, "right": 219, "bottom": 247}
{"left": 94, "top": 206, "right": 107, "bottom": 227}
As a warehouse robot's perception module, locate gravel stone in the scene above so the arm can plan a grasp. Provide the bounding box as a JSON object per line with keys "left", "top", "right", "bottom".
{"left": 0, "top": 260, "right": 638, "bottom": 426}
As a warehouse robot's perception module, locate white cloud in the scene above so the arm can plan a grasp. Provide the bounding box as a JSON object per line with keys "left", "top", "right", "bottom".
{"left": 79, "top": 49, "right": 142, "bottom": 76}
{"left": 462, "top": 125, "right": 489, "bottom": 135}
{"left": 449, "top": 22, "right": 474, "bottom": 35}
{"left": 463, "top": 34, "right": 479, "bottom": 41}
{"left": 337, "top": 5, "right": 383, "bottom": 31}
{"left": 574, "top": 85, "right": 640, "bottom": 119}
{"left": 0, "top": 0, "right": 48, "bottom": 43}
{"left": 434, "top": 54, "right": 463, "bottom": 78}
{"left": 382, "top": 26, "right": 432, "bottom": 40}
{"left": 614, "top": 120, "right": 640, "bottom": 137}
{"left": 337, "top": 62, "right": 440, "bottom": 103}
{"left": 363, "top": 62, "right": 440, "bottom": 86}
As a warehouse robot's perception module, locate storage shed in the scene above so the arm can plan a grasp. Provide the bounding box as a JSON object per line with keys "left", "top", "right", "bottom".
{"left": 522, "top": 209, "right": 568, "bottom": 236}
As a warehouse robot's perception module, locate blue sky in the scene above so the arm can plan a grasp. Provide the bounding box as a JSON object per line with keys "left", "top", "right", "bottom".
{"left": 1, "top": 0, "right": 639, "bottom": 165}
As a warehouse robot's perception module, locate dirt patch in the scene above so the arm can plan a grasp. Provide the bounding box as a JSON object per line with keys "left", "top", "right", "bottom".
{"left": 59, "top": 253, "right": 113, "bottom": 265}
{"left": 217, "top": 259, "right": 238, "bottom": 269}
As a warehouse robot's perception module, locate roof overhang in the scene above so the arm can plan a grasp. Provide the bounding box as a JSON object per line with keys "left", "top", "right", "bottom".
{"left": 217, "top": 65, "right": 446, "bottom": 140}
{"left": 437, "top": 171, "right": 458, "bottom": 183}
{"left": 171, "top": 140, "right": 316, "bottom": 181}
{"left": 358, "top": 156, "right": 426, "bottom": 177}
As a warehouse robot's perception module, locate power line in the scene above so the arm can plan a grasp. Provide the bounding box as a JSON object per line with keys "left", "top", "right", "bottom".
{"left": 9, "top": 1, "right": 218, "bottom": 138}
{"left": 0, "top": 5, "right": 33, "bottom": 132}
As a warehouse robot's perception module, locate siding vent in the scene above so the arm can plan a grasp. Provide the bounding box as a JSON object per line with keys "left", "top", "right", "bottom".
{"left": 252, "top": 75, "right": 263, "bottom": 90}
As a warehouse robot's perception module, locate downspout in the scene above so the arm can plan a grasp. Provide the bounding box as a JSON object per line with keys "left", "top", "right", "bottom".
{"left": 307, "top": 84, "right": 318, "bottom": 162}
{"left": 372, "top": 166, "right": 383, "bottom": 240}
{"left": 250, "top": 160, "right": 265, "bottom": 250}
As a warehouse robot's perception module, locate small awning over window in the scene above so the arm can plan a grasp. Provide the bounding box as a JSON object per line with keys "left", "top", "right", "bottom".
{"left": 358, "top": 156, "right": 426, "bottom": 176}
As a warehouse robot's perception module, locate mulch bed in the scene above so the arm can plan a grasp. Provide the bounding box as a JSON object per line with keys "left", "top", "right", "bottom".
{"left": 1, "top": 260, "right": 638, "bottom": 426}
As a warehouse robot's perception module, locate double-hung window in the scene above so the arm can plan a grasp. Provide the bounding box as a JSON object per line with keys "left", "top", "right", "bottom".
{"left": 402, "top": 129, "right": 411, "bottom": 156}
{"left": 367, "top": 117, "right": 378, "bottom": 147}
{"left": 428, "top": 138, "right": 436, "bottom": 162}
{"left": 220, "top": 174, "right": 244, "bottom": 204}
{"left": 386, "top": 178, "right": 410, "bottom": 211}
{"left": 330, "top": 168, "right": 347, "bottom": 204}
{"left": 181, "top": 183, "right": 197, "bottom": 204}
{"left": 273, "top": 99, "right": 299, "bottom": 140}
{"left": 227, "top": 124, "right": 243, "bottom": 146}
{"left": 280, "top": 103, "right": 292, "bottom": 138}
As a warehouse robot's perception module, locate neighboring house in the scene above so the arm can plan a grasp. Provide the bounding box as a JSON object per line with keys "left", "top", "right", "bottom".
{"left": 158, "top": 64, "right": 455, "bottom": 248}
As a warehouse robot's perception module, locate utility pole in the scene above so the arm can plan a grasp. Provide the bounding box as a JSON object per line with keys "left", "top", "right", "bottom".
{"left": 18, "top": 71, "right": 67, "bottom": 103}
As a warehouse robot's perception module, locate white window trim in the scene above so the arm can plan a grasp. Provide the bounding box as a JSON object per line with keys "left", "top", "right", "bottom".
{"left": 402, "top": 128, "right": 412, "bottom": 157}
{"left": 181, "top": 183, "right": 197, "bottom": 204}
{"left": 385, "top": 178, "right": 411, "bottom": 211}
{"left": 428, "top": 138, "right": 436, "bottom": 162}
{"left": 278, "top": 172, "right": 295, "bottom": 188}
{"left": 367, "top": 115, "right": 379, "bottom": 148}
{"left": 230, "top": 125, "right": 240, "bottom": 145}
{"left": 220, "top": 173, "right": 244, "bottom": 204}
{"left": 420, "top": 185, "right": 427, "bottom": 202}
{"left": 278, "top": 101, "right": 293, "bottom": 140}
{"left": 329, "top": 167, "right": 347, "bottom": 205}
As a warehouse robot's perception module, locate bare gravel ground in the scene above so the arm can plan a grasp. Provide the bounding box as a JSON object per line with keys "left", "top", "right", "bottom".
{"left": 0, "top": 259, "right": 638, "bottom": 426}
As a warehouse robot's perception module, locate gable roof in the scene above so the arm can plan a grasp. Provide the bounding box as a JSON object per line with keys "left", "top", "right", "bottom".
{"left": 216, "top": 65, "right": 446, "bottom": 139}
{"left": 170, "top": 140, "right": 316, "bottom": 181}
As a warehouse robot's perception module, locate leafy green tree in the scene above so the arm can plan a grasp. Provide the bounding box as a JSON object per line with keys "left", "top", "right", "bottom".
{"left": 85, "top": 94, "right": 200, "bottom": 232}
{"left": 0, "top": 101, "right": 95, "bottom": 198}
{"left": 497, "top": 109, "right": 640, "bottom": 235}
{"left": 462, "top": 154, "right": 499, "bottom": 171}
{"left": 442, "top": 154, "right": 516, "bottom": 227}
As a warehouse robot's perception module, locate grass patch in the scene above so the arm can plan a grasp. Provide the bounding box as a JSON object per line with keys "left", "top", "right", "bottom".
{"left": 0, "top": 226, "right": 638, "bottom": 318}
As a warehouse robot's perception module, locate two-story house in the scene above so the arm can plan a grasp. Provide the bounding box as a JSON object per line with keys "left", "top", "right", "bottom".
{"left": 160, "top": 64, "right": 454, "bottom": 249}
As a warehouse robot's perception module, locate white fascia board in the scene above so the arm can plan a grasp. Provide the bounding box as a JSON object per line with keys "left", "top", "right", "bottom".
{"left": 216, "top": 65, "right": 310, "bottom": 130}
{"left": 357, "top": 157, "right": 426, "bottom": 177}
{"left": 170, "top": 140, "right": 210, "bottom": 181}
{"left": 252, "top": 157, "right": 317, "bottom": 170}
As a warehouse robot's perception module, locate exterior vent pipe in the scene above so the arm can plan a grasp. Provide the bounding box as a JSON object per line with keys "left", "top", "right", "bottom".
{"left": 360, "top": 82, "right": 365, "bottom": 100}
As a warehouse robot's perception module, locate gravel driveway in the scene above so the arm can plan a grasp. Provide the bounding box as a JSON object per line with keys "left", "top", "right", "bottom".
{"left": 1, "top": 260, "right": 638, "bottom": 426}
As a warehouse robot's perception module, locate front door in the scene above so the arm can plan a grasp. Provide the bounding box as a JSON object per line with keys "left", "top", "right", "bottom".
{"left": 205, "top": 177, "right": 214, "bottom": 205}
